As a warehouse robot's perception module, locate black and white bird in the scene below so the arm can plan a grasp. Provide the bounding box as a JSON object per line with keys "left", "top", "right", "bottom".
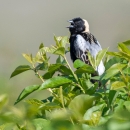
{"left": 67, "top": 17, "right": 105, "bottom": 76}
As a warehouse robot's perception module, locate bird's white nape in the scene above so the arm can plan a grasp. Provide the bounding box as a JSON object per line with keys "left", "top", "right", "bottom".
{"left": 83, "top": 19, "right": 89, "bottom": 33}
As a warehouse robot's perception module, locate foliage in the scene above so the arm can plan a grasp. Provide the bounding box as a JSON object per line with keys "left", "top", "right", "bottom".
{"left": 1, "top": 36, "right": 130, "bottom": 130}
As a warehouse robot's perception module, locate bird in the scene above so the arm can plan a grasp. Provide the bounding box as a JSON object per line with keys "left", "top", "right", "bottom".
{"left": 67, "top": 17, "right": 105, "bottom": 76}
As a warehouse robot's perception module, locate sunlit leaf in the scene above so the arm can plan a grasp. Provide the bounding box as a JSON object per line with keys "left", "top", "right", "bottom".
{"left": 88, "top": 52, "right": 96, "bottom": 69}
{"left": 0, "top": 94, "right": 8, "bottom": 110}
{"left": 39, "top": 76, "right": 72, "bottom": 90}
{"left": 80, "top": 79, "right": 94, "bottom": 92}
{"left": 59, "top": 36, "right": 69, "bottom": 47}
{"left": 53, "top": 47, "right": 65, "bottom": 56}
{"left": 0, "top": 123, "right": 14, "bottom": 130}
{"left": 111, "top": 81, "right": 126, "bottom": 90}
{"left": 42, "top": 47, "right": 56, "bottom": 53}
{"left": 96, "top": 48, "right": 108, "bottom": 66}
{"left": 26, "top": 99, "right": 44, "bottom": 107}
{"left": 49, "top": 109, "right": 70, "bottom": 120}
{"left": 35, "top": 51, "right": 45, "bottom": 63}
{"left": 118, "top": 43, "right": 130, "bottom": 56}
{"left": 54, "top": 35, "right": 60, "bottom": 47}
{"left": 107, "top": 51, "right": 130, "bottom": 60}
{"left": 123, "top": 67, "right": 130, "bottom": 75}
{"left": 10, "top": 65, "right": 31, "bottom": 78}
{"left": 68, "top": 94, "right": 100, "bottom": 120}
{"left": 105, "top": 57, "right": 121, "bottom": 70}
{"left": 101, "top": 63, "right": 127, "bottom": 80}
{"left": 15, "top": 85, "right": 40, "bottom": 104}
{"left": 124, "top": 101, "right": 130, "bottom": 112}
{"left": 83, "top": 104, "right": 105, "bottom": 127}
{"left": 22, "top": 53, "right": 33, "bottom": 63}
{"left": 33, "top": 118, "right": 51, "bottom": 130}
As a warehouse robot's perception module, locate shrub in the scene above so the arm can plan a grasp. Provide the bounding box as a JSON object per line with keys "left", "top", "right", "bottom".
{"left": 1, "top": 36, "right": 130, "bottom": 130}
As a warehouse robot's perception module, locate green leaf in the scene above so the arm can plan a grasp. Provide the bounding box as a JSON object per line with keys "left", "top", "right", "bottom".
{"left": 88, "top": 52, "right": 96, "bottom": 69}
{"left": 56, "top": 55, "right": 65, "bottom": 64}
{"left": 122, "top": 40, "right": 130, "bottom": 46}
{"left": 54, "top": 35, "right": 60, "bottom": 47}
{"left": 59, "top": 65, "right": 72, "bottom": 75}
{"left": 123, "top": 67, "right": 130, "bottom": 75}
{"left": 15, "top": 85, "right": 40, "bottom": 104}
{"left": 124, "top": 101, "right": 130, "bottom": 111}
{"left": 42, "top": 47, "right": 56, "bottom": 53}
{"left": 109, "top": 90, "right": 118, "bottom": 106}
{"left": 74, "top": 64, "right": 95, "bottom": 74}
{"left": 96, "top": 48, "right": 108, "bottom": 66}
{"left": 0, "top": 94, "right": 8, "bottom": 110}
{"left": 48, "top": 64, "right": 62, "bottom": 72}
{"left": 68, "top": 94, "right": 100, "bottom": 120}
{"left": 22, "top": 53, "right": 33, "bottom": 63}
{"left": 101, "top": 63, "right": 127, "bottom": 80}
{"left": 39, "top": 43, "right": 44, "bottom": 49}
{"left": 33, "top": 118, "right": 51, "bottom": 130}
{"left": 83, "top": 104, "right": 105, "bottom": 127}
{"left": 35, "top": 51, "right": 45, "bottom": 63}
{"left": 111, "top": 81, "right": 126, "bottom": 90}
{"left": 105, "top": 57, "right": 121, "bottom": 70}
{"left": 80, "top": 79, "right": 94, "bottom": 92}
{"left": 43, "top": 64, "right": 62, "bottom": 79}
{"left": 59, "top": 36, "right": 69, "bottom": 47}
{"left": 53, "top": 47, "right": 65, "bottom": 56}
{"left": 118, "top": 43, "right": 130, "bottom": 55}
{"left": 42, "top": 71, "right": 55, "bottom": 79}
{"left": 26, "top": 99, "right": 44, "bottom": 107}
{"left": 10, "top": 65, "right": 31, "bottom": 78}
{"left": 73, "top": 59, "right": 85, "bottom": 68}
{"left": 49, "top": 109, "right": 70, "bottom": 120}
{"left": 107, "top": 51, "right": 130, "bottom": 60}
{"left": 39, "top": 76, "right": 72, "bottom": 90}
{"left": 35, "top": 62, "right": 48, "bottom": 71}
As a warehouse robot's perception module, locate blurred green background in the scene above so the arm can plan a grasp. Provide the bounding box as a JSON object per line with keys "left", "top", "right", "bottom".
{"left": 0, "top": 0, "right": 130, "bottom": 104}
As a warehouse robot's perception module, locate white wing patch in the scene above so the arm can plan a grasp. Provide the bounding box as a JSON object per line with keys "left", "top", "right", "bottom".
{"left": 74, "top": 34, "right": 105, "bottom": 75}
{"left": 75, "top": 35, "right": 89, "bottom": 53}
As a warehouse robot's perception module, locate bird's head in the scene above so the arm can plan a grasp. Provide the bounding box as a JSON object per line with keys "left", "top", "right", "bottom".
{"left": 67, "top": 17, "right": 89, "bottom": 34}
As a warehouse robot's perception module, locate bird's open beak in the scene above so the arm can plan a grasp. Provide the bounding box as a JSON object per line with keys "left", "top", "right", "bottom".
{"left": 66, "top": 20, "right": 74, "bottom": 28}
{"left": 68, "top": 20, "right": 74, "bottom": 24}
{"left": 66, "top": 25, "right": 74, "bottom": 28}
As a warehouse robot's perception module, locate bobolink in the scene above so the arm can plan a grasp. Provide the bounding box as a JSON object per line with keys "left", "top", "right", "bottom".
{"left": 67, "top": 17, "right": 105, "bottom": 76}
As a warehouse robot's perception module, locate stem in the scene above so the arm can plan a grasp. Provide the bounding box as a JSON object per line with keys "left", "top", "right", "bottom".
{"left": 70, "top": 117, "right": 75, "bottom": 125}
{"left": 63, "top": 55, "right": 78, "bottom": 83}
{"left": 59, "top": 86, "right": 75, "bottom": 125}
{"left": 103, "top": 85, "right": 110, "bottom": 108}
{"left": 72, "top": 82, "right": 85, "bottom": 93}
{"left": 32, "top": 64, "right": 53, "bottom": 93}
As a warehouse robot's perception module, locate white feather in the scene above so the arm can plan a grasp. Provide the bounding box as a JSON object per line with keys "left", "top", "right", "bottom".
{"left": 74, "top": 35, "right": 105, "bottom": 75}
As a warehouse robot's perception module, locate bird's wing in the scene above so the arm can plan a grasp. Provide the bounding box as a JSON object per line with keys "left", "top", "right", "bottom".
{"left": 74, "top": 35, "right": 90, "bottom": 64}
{"left": 74, "top": 34, "right": 105, "bottom": 75}
{"left": 89, "top": 40, "right": 102, "bottom": 57}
